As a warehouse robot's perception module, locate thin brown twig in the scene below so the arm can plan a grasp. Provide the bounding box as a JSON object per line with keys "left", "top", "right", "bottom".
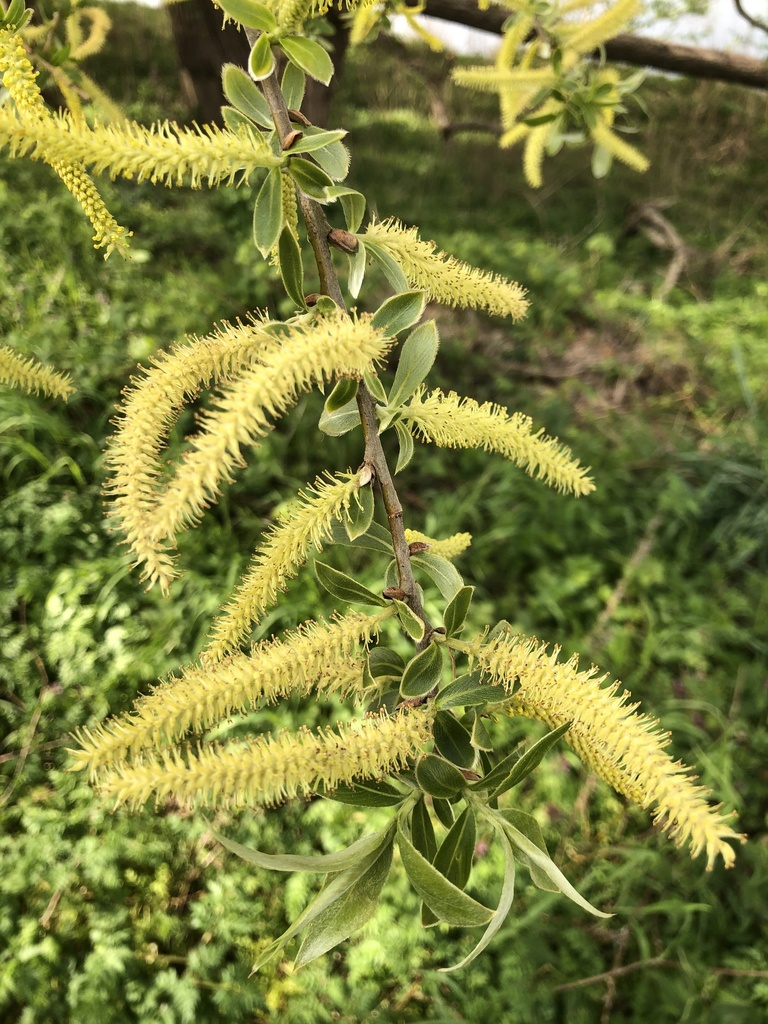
{"left": 247, "top": 31, "right": 427, "bottom": 628}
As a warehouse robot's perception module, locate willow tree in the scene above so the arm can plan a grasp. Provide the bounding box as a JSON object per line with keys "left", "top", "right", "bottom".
{"left": 0, "top": 0, "right": 743, "bottom": 972}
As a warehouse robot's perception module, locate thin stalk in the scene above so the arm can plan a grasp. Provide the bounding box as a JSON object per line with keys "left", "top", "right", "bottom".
{"left": 247, "top": 32, "right": 428, "bottom": 630}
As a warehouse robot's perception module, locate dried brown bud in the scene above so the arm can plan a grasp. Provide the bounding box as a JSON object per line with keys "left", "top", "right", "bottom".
{"left": 282, "top": 129, "right": 304, "bottom": 151}
{"left": 288, "top": 109, "right": 311, "bottom": 127}
{"left": 305, "top": 293, "right": 320, "bottom": 306}
{"left": 408, "top": 541, "right": 430, "bottom": 555}
{"left": 382, "top": 587, "right": 407, "bottom": 601}
{"left": 328, "top": 228, "right": 359, "bottom": 255}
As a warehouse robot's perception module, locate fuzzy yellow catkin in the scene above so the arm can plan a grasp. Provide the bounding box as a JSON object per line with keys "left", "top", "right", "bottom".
{"left": 97, "top": 709, "right": 435, "bottom": 810}
{"left": 70, "top": 610, "right": 391, "bottom": 774}
{"left": 473, "top": 633, "right": 745, "bottom": 870}
{"left": 104, "top": 319, "right": 279, "bottom": 591}
{"left": 403, "top": 388, "right": 595, "bottom": 497}
{"left": 141, "top": 312, "right": 391, "bottom": 589}
{"left": 204, "top": 471, "right": 366, "bottom": 663}
{"left": 0, "top": 346, "right": 75, "bottom": 400}
{"left": 0, "top": 28, "right": 130, "bottom": 256}
{"left": 404, "top": 529, "right": 472, "bottom": 560}
{"left": 361, "top": 219, "right": 529, "bottom": 321}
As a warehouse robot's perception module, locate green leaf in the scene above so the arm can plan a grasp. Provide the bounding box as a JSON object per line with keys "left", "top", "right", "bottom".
{"left": 218, "top": 0, "right": 276, "bottom": 29}
{"left": 470, "top": 712, "right": 494, "bottom": 752}
{"left": 329, "top": 519, "right": 392, "bottom": 553}
{"left": 368, "top": 647, "right": 405, "bottom": 681}
{"left": 252, "top": 167, "right": 283, "bottom": 257}
{"left": 433, "top": 711, "right": 475, "bottom": 769}
{"left": 363, "top": 370, "right": 388, "bottom": 404}
{"left": 326, "top": 779, "right": 404, "bottom": 807}
{"left": 498, "top": 809, "right": 558, "bottom": 891}
{"left": 394, "top": 420, "right": 415, "bottom": 473}
{"left": 487, "top": 722, "right": 571, "bottom": 799}
{"left": 248, "top": 32, "right": 275, "bottom": 81}
{"left": 397, "top": 821, "right": 492, "bottom": 927}
{"left": 591, "top": 143, "right": 613, "bottom": 179}
{"left": 310, "top": 141, "right": 350, "bottom": 182}
{"left": 440, "top": 809, "right": 516, "bottom": 972}
{"left": 392, "top": 599, "right": 425, "bottom": 642}
{"left": 497, "top": 811, "right": 611, "bottom": 918}
{"left": 295, "top": 838, "right": 393, "bottom": 967}
{"left": 370, "top": 291, "right": 426, "bottom": 338}
{"left": 415, "top": 755, "right": 466, "bottom": 799}
{"left": 251, "top": 825, "right": 395, "bottom": 971}
{"left": 432, "top": 797, "right": 455, "bottom": 829}
{"left": 411, "top": 552, "right": 463, "bottom": 602}
{"left": 318, "top": 397, "right": 360, "bottom": 436}
{"left": 433, "top": 807, "right": 476, "bottom": 891}
{"left": 324, "top": 377, "right": 358, "bottom": 414}
{"left": 221, "top": 106, "right": 261, "bottom": 137}
{"left": 336, "top": 190, "right": 366, "bottom": 233}
{"left": 288, "top": 157, "right": 334, "bottom": 202}
{"left": 213, "top": 824, "right": 390, "bottom": 874}
{"left": 411, "top": 797, "right": 437, "bottom": 862}
{"left": 443, "top": 585, "right": 474, "bottom": 638}
{"left": 347, "top": 245, "right": 366, "bottom": 299}
{"left": 345, "top": 483, "right": 374, "bottom": 541}
{"left": 314, "top": 560, "right": 388, "bottom": 607}
{"left": 277, "top": 227, "right": 306, "bottom": 308}
{"left": 280, "top": 34, "right": 334, "bottom": 86}
{"left": 436, "top": 672, "right": 504, "bottom": 710}
{"left": 288, "top": 129, "right": 347, "bottom": 155}
{"left": 400, "top": 641, "right": 443, "bottom": 699}
{"left": 222, "top": 63, "right": 273, "bottom": 127}
{"left": 364, "top": 240, "right": 409, "bottom": 292}
{"left": 282, "top": 60, "right": 306, "bottom": 109}
{"left": 388, "top": 320, "right": 439, "bottom": 408}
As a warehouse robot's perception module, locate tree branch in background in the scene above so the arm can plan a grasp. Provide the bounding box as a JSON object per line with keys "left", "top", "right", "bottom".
{"left": 733, "top": 0, "right": 768, "bottom": 36}
{"left": 423, "top": 0, "right": 768, "bottom": 90}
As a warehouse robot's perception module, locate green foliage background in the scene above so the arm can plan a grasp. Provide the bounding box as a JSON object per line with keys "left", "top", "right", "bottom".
{"left": 1, "top": 7, "right": 767, "bottom": 1021}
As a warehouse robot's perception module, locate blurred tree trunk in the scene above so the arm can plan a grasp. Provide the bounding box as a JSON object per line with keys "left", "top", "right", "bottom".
{"left": 167, "top": 0, "right": 349, "bottom": 126}
{"left": 168, "top": 0, "right": 249, "bottom": 125}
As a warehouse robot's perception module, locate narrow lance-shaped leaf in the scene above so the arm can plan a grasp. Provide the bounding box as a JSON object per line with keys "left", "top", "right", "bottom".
{"left": 314, "top": 560, "right": 389, "bottom": 607}
{"left": 415, "top": 755, "right": 466, "bottom": 799}
{"left": 392, "top": 598, "right": 425, "bottom": 642}
{"left": 253, "top": 167, "right": 283, "bottom": 256}
{"left": 212, "top": 823, "right": 393, "bottom": 874}
{"left": 397, "top": 820, "right": 493, "bottom": 927}
{"left": 282, "top": 59, "right": 306, "bottom": 109}
{"left": 324, "top": 377, "right": 358, "bottom": 413}
{"left": 345, "top": 482, "right": 374, "bottom": 541}
{"left": 294, "top": 838, "right": 394, "bottom": 968}
{"left": 411, "top": 551, "right": 464, "bottom": 601}
{"left": 288, "top": 157, "right": 334, "bottom": 202}
{"left": 443, "top": 585, "right": 474, "bottom": 638}
{"left": 394, "top": 420, "right": 415, "bottom": 473}
{"left": 440, "top": 804, "right": 517, "bottom": 972}
{"left": 278, "top": 226, "right": 306, "bottom": 309}
{"left": 433, "top": 710, "right": 476, "bottom": 769}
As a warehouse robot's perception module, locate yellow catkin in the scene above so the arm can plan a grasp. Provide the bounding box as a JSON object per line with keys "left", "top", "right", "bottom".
{"left": 474, "top": 633, "right": 745, "bottom": 870}
{"left": 590, "top": 120, "right": 650, "bottom": 174}
{"left": 70, "top": 610, "right": 391, "bottom": 774}
{"left": 141, "top": 313, "right": 391, "bottom": 588}
{"left": 361, "top": 219, "right": 529, "bottom": 321}
{"left": 0, "top": 103, "right": 281, "bottom": 188}
{"left": 97, "top": 708, "right": 435, "bottom": 810}
{"left": 403, "top": 388, "right": 595, "bottom": 497}
{"left": 204, "top": 471, "right": 365, "bottom": 662}
{"left": 560, "top": 0, "right": 640, "bottom": 55}
{"left": 104, "top": 320, "right": 279, "bottom": 591}
{"left": 0, "top": 346, "right": 75, "bottom": 400}
{"left": 0, "top": 28, "right": 130, "bottom": 255}
{"left": 404, "top": 529, "right": 472, "bottom": 560}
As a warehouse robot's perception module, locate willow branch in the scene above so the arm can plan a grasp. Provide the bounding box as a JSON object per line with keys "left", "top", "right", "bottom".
{"left": 247, "top": 32, "right": 426, "bottom": 627}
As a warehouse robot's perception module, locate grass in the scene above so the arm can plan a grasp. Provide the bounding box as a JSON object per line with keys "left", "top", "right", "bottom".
{"left": 1, "top": 11, "right": 767, "bottom": 1023}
